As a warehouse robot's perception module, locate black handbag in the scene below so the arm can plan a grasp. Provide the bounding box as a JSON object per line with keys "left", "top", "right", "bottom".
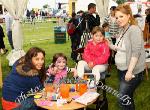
{"left": 96, "top": 97, "right": 108, "bottom": 110}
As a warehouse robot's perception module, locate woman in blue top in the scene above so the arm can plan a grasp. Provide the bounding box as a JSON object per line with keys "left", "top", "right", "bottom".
{"left": 2, "top": 47, "right": 46, "bottom": 110}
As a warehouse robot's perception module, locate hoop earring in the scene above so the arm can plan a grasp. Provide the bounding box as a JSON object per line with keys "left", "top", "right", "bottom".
{"left": 128, "top": 20, "right": 131, "bottom": 24}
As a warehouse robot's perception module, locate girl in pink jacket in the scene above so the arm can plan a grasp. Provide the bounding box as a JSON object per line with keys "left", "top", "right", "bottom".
{"left": 77, "top": 26, "right": 110, "bottom": 84}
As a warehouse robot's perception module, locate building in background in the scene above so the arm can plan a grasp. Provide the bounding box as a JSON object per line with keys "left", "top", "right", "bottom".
{"left": 68, "top": 0, "right": 77, "bottom": 16}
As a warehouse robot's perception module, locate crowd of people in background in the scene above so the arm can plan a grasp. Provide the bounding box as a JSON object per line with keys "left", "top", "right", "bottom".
{"left": 25, "top": 8, "right": 69, "bottom": 24}
{"left": 25, "top": 9, "right": 50, "bottom": 24}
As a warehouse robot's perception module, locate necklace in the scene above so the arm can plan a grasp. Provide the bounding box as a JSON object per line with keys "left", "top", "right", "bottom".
{"left": 116, "top": 25, "right": 131, "bottom": 46}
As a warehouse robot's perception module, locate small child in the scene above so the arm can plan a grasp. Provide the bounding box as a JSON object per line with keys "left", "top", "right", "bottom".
{"left": 102, "top": 22, "right": 109, "bottom": 32}
{"left": 102, "top": 22, "right": 110, "bottom": 39}
{"left": 77, "top": 26, "right": 110, "bottom": 84}
{"left": 46, "top": 53, "right": 77, "bottom": 84}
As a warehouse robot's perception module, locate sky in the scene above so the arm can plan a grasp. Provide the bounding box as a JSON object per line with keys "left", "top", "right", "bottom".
{"left": 27, "top": 0, "right": 53, "bottom": 9}
{"left": 27, "top": 0, "right": 118, "bottom": 11}
{"left": 27, "top": 0, "right": 68, "bottom": 10}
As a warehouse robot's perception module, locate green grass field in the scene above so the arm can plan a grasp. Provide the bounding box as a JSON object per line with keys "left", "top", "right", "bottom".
{"left": 0, "top": 21, "right": 150, "bottom": 110}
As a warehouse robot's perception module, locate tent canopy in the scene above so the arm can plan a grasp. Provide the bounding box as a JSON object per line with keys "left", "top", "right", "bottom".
{"left": 0, "top": 0, "right": 28, "bottom": 66}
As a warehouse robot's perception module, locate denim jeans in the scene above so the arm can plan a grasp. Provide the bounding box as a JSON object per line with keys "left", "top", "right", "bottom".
{"left": 7, "top": 31, "right": 14, "bottom": 49}
{"left": 118, "top": 70, "right": 144, "bottom": 110}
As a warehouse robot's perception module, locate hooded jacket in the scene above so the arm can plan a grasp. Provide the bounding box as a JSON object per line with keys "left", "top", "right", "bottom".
{"left": 83, "top": 39, "right": 110, "bottom": 66}
{"left": 2, "top": 58, "right": 43, "bottom": 103}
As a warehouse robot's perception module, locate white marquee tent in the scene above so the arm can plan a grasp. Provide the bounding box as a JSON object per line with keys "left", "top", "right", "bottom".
{"left": 0, "top": 0, "right": 29, "bottom": 87}
{"left": 0, "top": 0, "right": 117, "bottom": 87}
{"left": 0, "top": 0, "right": 28, "bottom": 66}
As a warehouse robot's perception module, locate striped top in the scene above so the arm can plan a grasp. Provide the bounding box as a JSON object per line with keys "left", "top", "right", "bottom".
{"left": 104, "top": 15, "right": 119, "bottom": 36}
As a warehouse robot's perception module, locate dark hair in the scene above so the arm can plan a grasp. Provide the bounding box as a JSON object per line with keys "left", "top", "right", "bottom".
{"left": 72, "top": 12, "right": 76, "bottom": 18}
{"left": 77, "top": 10, "right": 84, "bottom": 14}
{"left": 110, "top": 6, "right": 116, "bottom": 11}
{"left": 91, "top": 26, "right": 105, "bottom": 36}
{"left": 51, "top": 53, "right": 67, "bottom": 67}
{"left": 17, "top": 47, "right": 46, "bottom": 82}
{"left": 4, "top": 8, "right": 7, "bottom": 12}
{"left": 145, "top": 8, "right": 150, "bottom": 15}
{"left": 88, "top": 3, "right": 96, "bottom": 10}
{"left": 133, "top": 14, "right": 142, "bottom": 18}
{"left": 138, "top": 8, "right": 142, "bottom": 13}
{"left": 102, "top": 22, "right": 109, "bottom": 28}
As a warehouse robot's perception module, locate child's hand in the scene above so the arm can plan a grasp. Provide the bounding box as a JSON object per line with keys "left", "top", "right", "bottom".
{"left": 53, "top": 67, "right": 58, "bottom": 72}
{"left": 48, "top": 67, "right": 58, "bottom": 75}
{"left": 88, "top": 62, "right": 94, "bottom": 69}
{"left": 72, "top": 68, "right": 78, "bottom": 77}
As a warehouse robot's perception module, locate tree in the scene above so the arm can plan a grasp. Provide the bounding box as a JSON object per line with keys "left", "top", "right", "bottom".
{"left": 116, "top": 0, "right": 126, "bottom": 4}
{"left": 43, "top": 4, "right": 49, "bottom": 9}
{"left": 116, "top": 0, "right": 136, "bottom": 4}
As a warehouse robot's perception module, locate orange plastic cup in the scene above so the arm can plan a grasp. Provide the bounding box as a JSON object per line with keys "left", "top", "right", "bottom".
{"left": 60, "top": 84, "right": 70, "bottom": 98}
{"left": 45, "top": 84, "right": 54, "bottom": 93}
{"left": 76, "top": 84, "right": 79, "bottom": 92}
{"left": 84, "top": 75, "right": 88, "bottom": 80}
{"left": 79, "top": 83, "right": 87, "bottom": 95}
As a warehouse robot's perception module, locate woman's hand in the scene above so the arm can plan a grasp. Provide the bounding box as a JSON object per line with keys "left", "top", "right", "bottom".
{"left": 113, "top": 45, "right": 118, "bottom": 51}
{"left": 106, "top": 38, "right": 117, "bottom": 51}
{"left": 125, "top": 71, "right": 134, "bottom": 81}
{"left": 106, "top": 38, "right": 111, "bottom": 45}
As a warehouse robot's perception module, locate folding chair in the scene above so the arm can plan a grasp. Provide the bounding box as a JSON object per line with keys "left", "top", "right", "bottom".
{"left": 75, "top": 58, "right": 109, "bottom": 110}
{"left": 83, "top": 71, "right": 108, "bottom": 110}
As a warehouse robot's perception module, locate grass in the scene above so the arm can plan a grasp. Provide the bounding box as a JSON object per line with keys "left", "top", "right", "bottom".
{"left": 0, "top": 20, "right": 150, "bottom": 110}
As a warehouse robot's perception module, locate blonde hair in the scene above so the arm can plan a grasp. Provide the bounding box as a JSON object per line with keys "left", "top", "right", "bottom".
{"left": 115, "top": 4, "right": 137, "bottom": 25}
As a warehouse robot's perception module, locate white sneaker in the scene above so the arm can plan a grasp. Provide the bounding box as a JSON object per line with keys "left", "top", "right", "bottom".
{"left": 0, "top": 49, "right": 4, "bottom": 54}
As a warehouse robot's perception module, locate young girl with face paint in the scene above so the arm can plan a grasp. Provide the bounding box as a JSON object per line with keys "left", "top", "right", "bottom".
{"left": 77, "top": 26, "right": 110, "bottom": 84}
{"left": 46, "top": 53, "right": 77, "bottom": 84}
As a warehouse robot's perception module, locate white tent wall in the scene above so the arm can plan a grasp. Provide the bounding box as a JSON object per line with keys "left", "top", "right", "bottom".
{"left": 0, "top": 0, "right": 28, "bottom": 66}
{"left": 95, "top": 0, "right": 109, "bottom": 23}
